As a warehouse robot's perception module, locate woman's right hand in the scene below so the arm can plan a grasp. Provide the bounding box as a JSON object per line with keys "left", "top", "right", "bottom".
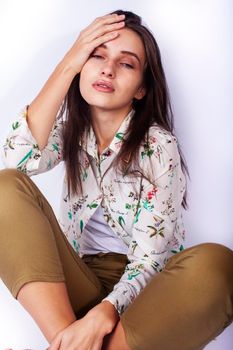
{"left": 61, "top": 13, "right": 125, "bottom": 75}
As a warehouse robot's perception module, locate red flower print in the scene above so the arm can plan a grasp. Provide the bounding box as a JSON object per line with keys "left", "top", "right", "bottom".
{"left": 149, "top": 136, "right": 157, "bottom": 143}
{"left": 147, "top": 187, "right": 158, "bottom": 200}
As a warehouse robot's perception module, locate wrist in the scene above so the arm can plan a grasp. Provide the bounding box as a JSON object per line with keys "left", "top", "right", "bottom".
{"left": 101, "top": 300, "right": 119, "bottom": 320}
{"left": 60, "top": 48, "right": 83, "bottom": 75}
{"left": 86, "top": 301, "right": 119, "bottom": 334}
{"left": 56, "top": 58, "right": 79, "bottom": 78}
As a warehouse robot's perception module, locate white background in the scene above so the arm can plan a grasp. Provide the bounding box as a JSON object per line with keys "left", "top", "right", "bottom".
{"left": 0, "top": 0, "right": 232, "bottom": 349}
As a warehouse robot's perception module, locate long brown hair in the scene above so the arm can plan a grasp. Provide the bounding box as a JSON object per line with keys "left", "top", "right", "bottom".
{"left": 60, "top": 9, "right": 189, "bottom": 209}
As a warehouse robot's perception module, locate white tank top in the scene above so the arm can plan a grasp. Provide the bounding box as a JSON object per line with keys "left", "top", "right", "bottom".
{"left": 81, "top": 205, "right": 128, "bottom": 255}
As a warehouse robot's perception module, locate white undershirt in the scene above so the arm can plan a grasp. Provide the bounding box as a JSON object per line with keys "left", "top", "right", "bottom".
{"left": 81, "top": 205, "right": 128, "bottom": 255}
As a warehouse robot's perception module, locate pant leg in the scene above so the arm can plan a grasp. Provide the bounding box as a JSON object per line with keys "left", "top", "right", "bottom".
{"left": 82, "top": 252, "right": 129, "bottom": 295}
{"left": 120, "top": 242, "right": 233, "bottom": 350}
{"left": 0, "top": 168, "right": 106, "bottom": 316}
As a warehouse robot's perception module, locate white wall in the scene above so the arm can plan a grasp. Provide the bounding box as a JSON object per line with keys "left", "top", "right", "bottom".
{"left": 0, "top": 0, "right": 232, "bottom": 348}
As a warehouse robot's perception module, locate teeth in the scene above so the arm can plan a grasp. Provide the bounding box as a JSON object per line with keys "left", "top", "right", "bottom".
{"left": 98, "top": 84, "right": 109, "bottom": 88}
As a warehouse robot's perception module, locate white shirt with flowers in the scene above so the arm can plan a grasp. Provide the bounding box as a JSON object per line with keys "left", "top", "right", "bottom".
{"left": 1, "top": 105, "right": 187, "bottom": 314}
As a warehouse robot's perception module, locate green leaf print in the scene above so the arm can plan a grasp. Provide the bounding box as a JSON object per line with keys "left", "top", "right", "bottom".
{"left": 125, "top": 203, "right": 131, "bottom": 209}
{"left": 16, "top": 165, "right": 27, "bottom": 173}
{"left": 151, "top": 260, "right": 160, "bottom": 270}
{"left": 87, "top": 202, "right": 98, "bottom": 209}
{"left": 68, "top": 211, "right": 72, "bottom": 220}
{"left": 115, "top": 132, "right": 124, "bottom": 140}
{"left": 82, "top": 170, "right": 88, "bottom": 181}
{"left": 52, "top": 143, "right": 59, "bottom": 152}
{"left": 141, "top": 143, "right": 154, "bottom": 159}
{"left": 12, "top": 121, "right": 20, "bottom": 130}
{"left": 148, "top": 225, "right": 165, "bottom": 238}
{"left": 158, "top": 228, "right": 165, "bottom": 237}
{"left": 80, "top": 220, "right": 84, "bottom": 233}
{"left": 126, "top": 264, "right": 144, "bottom": 280}
{"left": 16, "top": 149, "right": 33, "bottom": 167}
{"left": 171, "top": 245, "right": 185, "bottom": 254}
{"left": 142, "top": 199, "right": 154, "bottom": 211}
{"left": 127, "top": 271, "right": 141, "bottom": 280}
{"left": 72, "top": 240, "right": 80, "bottom": 254}
{"left": 47, "top": 160, "right": 52, "bottom": 170}
{"left": 7, "top": 139, "right": 15, "bottom": 150}
{"left": 147, "top": 149, "right": 154, "bottom": 157}
{"left": 131, "top": 241, "right": 138, "bottom": 254}
{"left": 134, "top": 208, "right": 141, "bottom": 224}
{"left": 118, "top": 216, "right": 125, "bottom": 228}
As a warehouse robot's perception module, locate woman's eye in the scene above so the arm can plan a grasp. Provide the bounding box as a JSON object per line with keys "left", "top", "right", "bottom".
{"left": 91, "top": 54, "right": 103, "bottom": 59}
{"left": 120, "top": 63, "right": 134, "bottom": 69}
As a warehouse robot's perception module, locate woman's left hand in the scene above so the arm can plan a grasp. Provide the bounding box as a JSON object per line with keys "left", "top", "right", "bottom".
{"left": 47, "top": 301, "right": 119, "bottom": 350}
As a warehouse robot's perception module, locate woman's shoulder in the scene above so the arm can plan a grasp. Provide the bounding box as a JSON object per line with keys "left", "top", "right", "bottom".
{"left": 137, "top": 123, "right": 180, "bottom": 169}
{"left": 147, "top": 123, "right": 178, "bottom": 145}
{"left": 141, "top": 123, "right": 179, "bottom": 154}
{"left": 134, "top": 124, "right": 182, "bottom": 186}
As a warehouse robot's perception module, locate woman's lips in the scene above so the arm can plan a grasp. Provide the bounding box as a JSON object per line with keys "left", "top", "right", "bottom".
{"left": 92, "top": 80, "right": 115, "bottom": 93}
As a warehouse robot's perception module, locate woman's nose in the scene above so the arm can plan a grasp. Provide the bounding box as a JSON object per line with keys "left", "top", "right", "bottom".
{"left": 101, "top": 62, "right": 115, "bottom": 78}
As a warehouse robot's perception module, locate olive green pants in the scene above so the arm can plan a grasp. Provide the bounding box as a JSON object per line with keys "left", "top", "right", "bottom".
{"left": 0, "top": 169, "right": 233, "bottom": 350}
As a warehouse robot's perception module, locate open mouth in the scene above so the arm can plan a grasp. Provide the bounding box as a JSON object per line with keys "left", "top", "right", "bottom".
{"left": 92, "top": 80, "right": 115, "bottom": 93}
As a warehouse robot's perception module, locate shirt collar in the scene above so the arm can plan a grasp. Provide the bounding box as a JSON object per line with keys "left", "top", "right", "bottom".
{"left": 81, "top": 109, "right": 135, "bottom": 159}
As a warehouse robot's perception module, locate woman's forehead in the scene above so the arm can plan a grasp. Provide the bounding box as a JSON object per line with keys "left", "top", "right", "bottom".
{"left": 97, "top": 28, "right": 146, "bottom": 64}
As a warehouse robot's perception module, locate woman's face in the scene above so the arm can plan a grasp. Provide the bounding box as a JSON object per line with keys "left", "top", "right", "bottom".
{"left": 79, "top": 28, "right": 146, "bottom": 115}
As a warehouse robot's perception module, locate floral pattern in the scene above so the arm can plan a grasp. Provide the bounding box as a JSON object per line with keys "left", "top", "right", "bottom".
{"left": 1, "top": 105, "right": 187, "bottom": 314}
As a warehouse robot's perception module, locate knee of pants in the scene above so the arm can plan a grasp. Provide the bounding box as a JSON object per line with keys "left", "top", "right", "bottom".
{"left": 0, "top": 168, "right": 27, "bottom": 184}
{"left": 169, "top": 242, "right": 233, "bottom": 295}
{"left": 0, "top": 168, "right": 30, "bottom": 200}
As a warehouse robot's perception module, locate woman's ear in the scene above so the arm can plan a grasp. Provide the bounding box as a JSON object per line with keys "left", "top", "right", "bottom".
{"left": 134, "top": 85, "right": 146, "bottom": 100}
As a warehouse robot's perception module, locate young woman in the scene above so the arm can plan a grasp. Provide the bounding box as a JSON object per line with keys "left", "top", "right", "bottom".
{"left": 1, "top": 9, "right": 233, "bottom": 350}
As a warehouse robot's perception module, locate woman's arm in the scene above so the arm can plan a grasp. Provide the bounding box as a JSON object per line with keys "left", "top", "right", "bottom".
{"left": 27, "top": 13, "right": 125, "bottom": 150}
{"left": 102, "top": 128, "right": 187, "bottom": 314}
{"left": 1, "top": 14, "right": 125, "bottom": 175}
{"left": 26, "top": 62, "right": 76, "bottom": 151}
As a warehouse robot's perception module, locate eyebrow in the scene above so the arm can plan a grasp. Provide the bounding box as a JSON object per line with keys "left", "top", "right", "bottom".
{"left": 97, "top": 44, "right": 141, "bottom": 64}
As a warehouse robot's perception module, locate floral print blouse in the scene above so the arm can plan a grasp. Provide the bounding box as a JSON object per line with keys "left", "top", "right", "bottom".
{"left": 1, "top": 105, "right": 186, "bottom": 314}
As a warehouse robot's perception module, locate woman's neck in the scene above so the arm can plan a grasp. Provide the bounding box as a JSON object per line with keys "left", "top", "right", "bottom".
{"left": 90, "top": 107, "right": 131, "bottom": 154}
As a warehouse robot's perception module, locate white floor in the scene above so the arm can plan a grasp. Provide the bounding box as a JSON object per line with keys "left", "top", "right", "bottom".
{"left": 0, "top": 280, "right": 232, "bottom": 350}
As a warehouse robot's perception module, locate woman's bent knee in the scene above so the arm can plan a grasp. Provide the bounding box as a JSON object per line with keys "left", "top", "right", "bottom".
{"left": 194, "top": 242, "right": 233, "bottom": 257}
{"left": 0, "top": 168, "right": 29, "bottom": 196}
{"left": 0, "top": 168, "right": 37, "bottom": 207}
{"left": 170, "top": 242, "right": 233, "bottom": 293}
{"left": 121, "top": 243, "right": 233, "bottom": 350}
{"left": 172, "top": 242, "right": 233, "bottom": 267}
{"left": 192, "top": 242, "right": 233, "bottom": 271}
{"left": 0, "top": 168, "right": 28, "bottom": 187}
{"left": 201, "top": 243, "right": 233, "bottom": 291}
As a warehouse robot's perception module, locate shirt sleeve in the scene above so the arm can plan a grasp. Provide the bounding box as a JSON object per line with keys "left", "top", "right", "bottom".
{"left": 102, "top": 129, "right": 187, "bottom": 314}
{"left": 1, "top": 105, "right": 64, "bottom": 176}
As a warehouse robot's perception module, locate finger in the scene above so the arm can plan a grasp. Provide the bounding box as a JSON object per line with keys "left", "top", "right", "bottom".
{"left": 96, "top": 12, "right": 125, "bottom": 23}
{"left": 88, "top": 30, "right": 120, "bottom": 49}
{"left": 85, "top": 13, "right": 125, "bottom": 31}
{"left": 82, "top": 13, "right": 125, "bottom": 38}
{"left": 67, "top": 14, "right": 124, "bottom": 56}
{"left": 86, "top": 20, "right": 125, "bottom": 43}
